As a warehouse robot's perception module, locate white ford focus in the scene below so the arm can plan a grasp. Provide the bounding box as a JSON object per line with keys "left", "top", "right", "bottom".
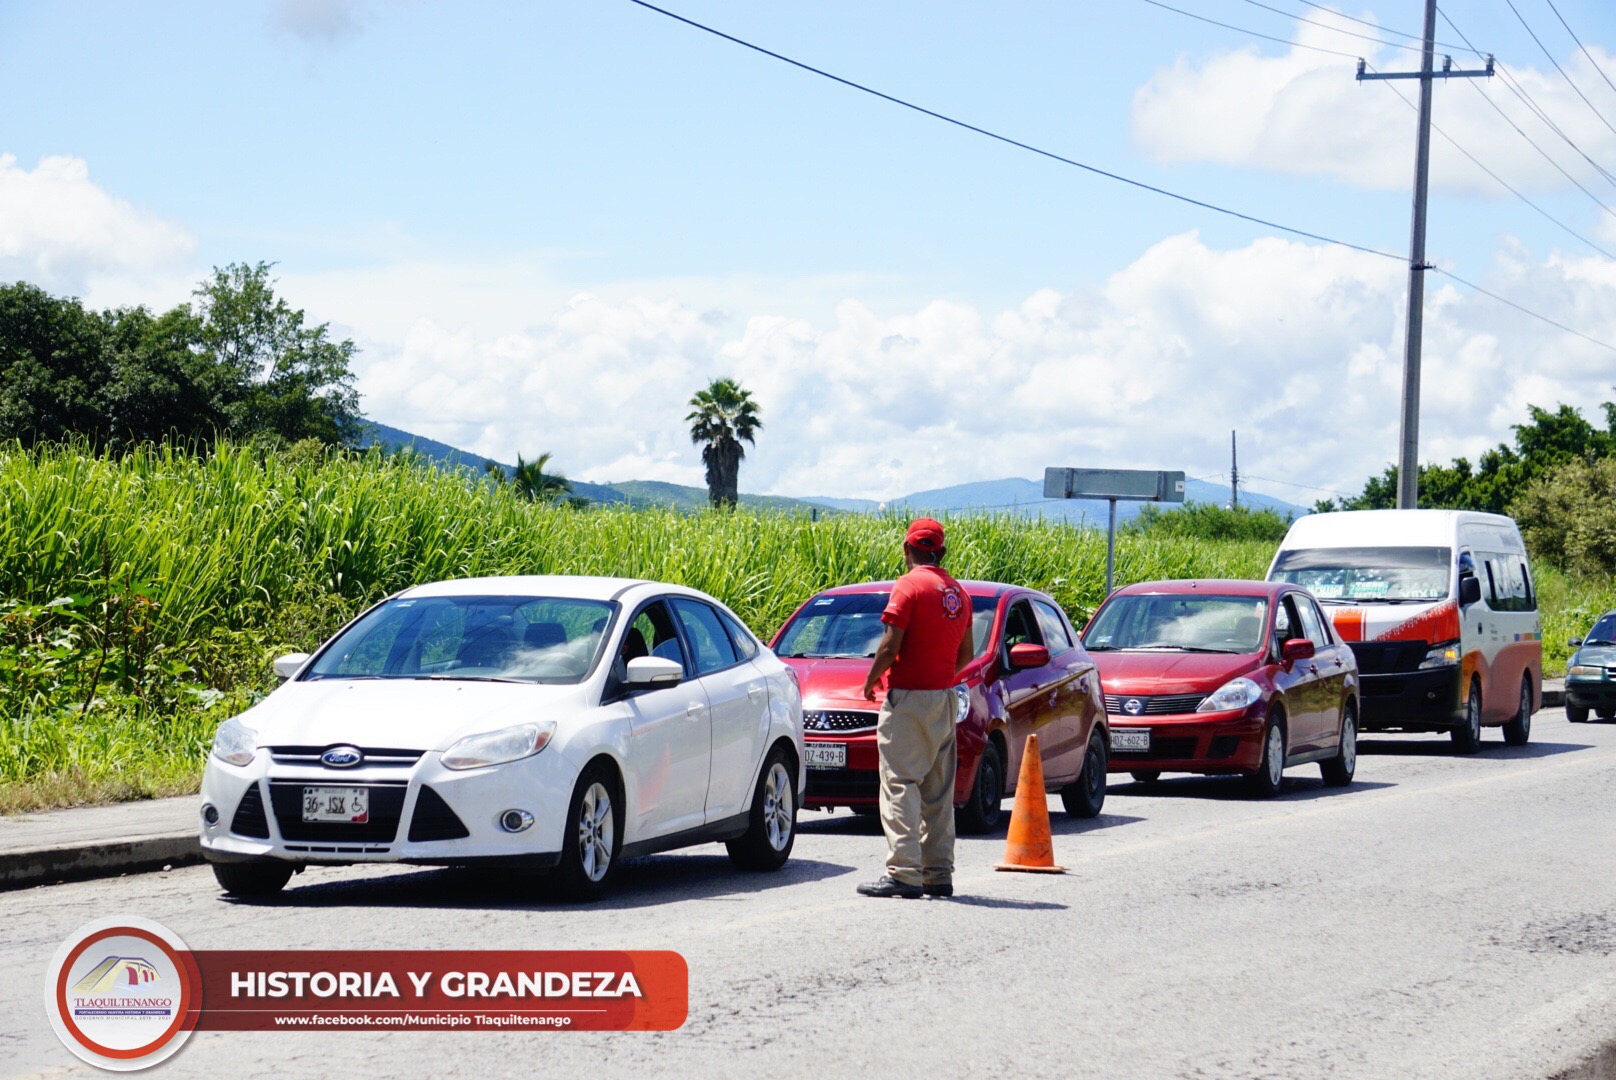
{"left": 200, "top": 576, "right": 804, "bottom": 901}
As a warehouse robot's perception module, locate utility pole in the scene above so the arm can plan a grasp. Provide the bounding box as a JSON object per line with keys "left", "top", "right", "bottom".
{"left": 1357, "top": 2, "right": 1491, "bottom": 509}
{"left": 1229, "top": 430, "right": 1239, "bottom": 510}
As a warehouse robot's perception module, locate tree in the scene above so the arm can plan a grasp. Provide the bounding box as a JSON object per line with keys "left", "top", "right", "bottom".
{"left": 686, "top": 377, "right": 762, "bottom": 508}
{"left": 1512, "top": 457, "right": 1616, "bottom": 576}
{"left": 488, "top": 452, "right": 573, "bottom": 503}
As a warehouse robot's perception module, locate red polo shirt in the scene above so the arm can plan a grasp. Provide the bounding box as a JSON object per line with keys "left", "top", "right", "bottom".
{"left": 881, "top": 565, "right": 969, "bottom": 691}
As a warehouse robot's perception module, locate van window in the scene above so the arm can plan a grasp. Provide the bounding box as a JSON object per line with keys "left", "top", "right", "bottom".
{"left": 1270, "top": 546, "right": 1451, "bottom": 601}
{"left": 1484, "top": 555, "right": 1535, "bottom": 614}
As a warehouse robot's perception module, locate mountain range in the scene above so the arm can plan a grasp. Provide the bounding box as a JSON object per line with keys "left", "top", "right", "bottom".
{"left": 360, "top": 422, "right": 1305, "bottom": 521}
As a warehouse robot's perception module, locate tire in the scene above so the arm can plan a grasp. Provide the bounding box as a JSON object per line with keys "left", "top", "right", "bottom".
{"left": 1061, "top": 729, "right": 1109, "bottom": 818}
{"left": 552, "top": 763, "right": 621, "bottom": 902}
{"left": 955, "top": 738, "right": 1005, "bottom": 835}
{"left": 1599, "top": 708, "right": 1616, "bottom": 721}
{"left": 1130, "top": 770, "right": 1163, "bottom": 784}
{"left": 1320, "top": 703, "right": 1358, "bottom": 787}
{"left": 1502, "top": 677, "right": 1533, "bottom": 746}
{"left": 212, "top": 861, "right": 293, "bottom": 898}
{"left": 1244, "top": 715, "right": 1286, "bottom": 798}
{"left": 1451, "top": 680, "right": 1483, "bottom": 755}
{"left": 727, "top": 746, "right": 797, "bottom": 871}
{"left": 1567, "top": 703, "right": 1590, "bottom": 723}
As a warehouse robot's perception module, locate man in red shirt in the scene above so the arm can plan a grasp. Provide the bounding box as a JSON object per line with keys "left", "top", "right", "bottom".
{"left": 857, "top": 518, "right": 974, "bottom": 899}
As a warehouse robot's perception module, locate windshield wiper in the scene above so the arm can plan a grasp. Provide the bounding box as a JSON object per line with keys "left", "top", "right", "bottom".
{"left": 423, "top": 674, "right": 529, "bottom": 684}
{"left": 1584, "top": 639, "right": 1616, "bottom": 647}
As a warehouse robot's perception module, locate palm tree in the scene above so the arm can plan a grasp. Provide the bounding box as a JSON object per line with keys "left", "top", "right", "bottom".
{"left": 687, "top": 378, "right": 762, "bottom": 508}
{"left": 508, "top": 452, "right": 573, "bottom": 503}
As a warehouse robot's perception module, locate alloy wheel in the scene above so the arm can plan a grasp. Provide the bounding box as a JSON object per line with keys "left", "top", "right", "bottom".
{"left": 1265, "top": 724, "right": 1285, "bottom": 789}
{"left": 1341, "top": 714, "right": 1357, "bottom": 776}
{"left": 577, "top": 782, "right": 615, "bottom": 882}
{"left": 763, "top": 762, "right": 794, "bottom": 851}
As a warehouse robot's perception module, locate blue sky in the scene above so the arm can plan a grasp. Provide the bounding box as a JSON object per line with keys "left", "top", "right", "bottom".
{"left": 2, "top": 1, "right": 1615, "bottom": 501}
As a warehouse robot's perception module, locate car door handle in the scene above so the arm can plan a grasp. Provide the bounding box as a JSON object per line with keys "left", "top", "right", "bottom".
{"left": 748, "top": 684, "right": 766, "bottom": 701}
{"left": 1308, "top": 663, "right": 1319, "bottom": 674}
{"left": 685, "top": 702, "right": 706, "bottom": 720}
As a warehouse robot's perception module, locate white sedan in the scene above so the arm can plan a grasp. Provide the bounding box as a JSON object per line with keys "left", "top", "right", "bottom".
{"left": 199, "top": 576, "right": 805, "bottom": 901}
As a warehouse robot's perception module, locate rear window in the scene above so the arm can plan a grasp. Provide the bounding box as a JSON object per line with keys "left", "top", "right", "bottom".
{"left": 1270, "top": 546, "right": 1451, "bottom": 602}
{"left": 776, "top": 592, "right": 996, "bottom": 659}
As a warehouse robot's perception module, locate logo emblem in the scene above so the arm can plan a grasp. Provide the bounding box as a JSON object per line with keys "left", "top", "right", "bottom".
{"left": 1123, "top": 698, "right": 1145, "bottom": 716}
{"left": 321, "top": 746, "right": 363, "bottom": 768}
{"left": 941, "top": 590, "right": 964, "bottom": 618}
{"left": 45, "top": 916, "right": 198, "bottom": 1071}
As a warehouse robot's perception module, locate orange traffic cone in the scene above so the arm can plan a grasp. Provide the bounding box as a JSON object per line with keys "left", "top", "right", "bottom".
{"left": 995, "top": 733, "right": 1066, "bottom": 873}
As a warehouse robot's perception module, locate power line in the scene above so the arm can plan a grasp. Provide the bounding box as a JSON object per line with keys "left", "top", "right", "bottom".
{"left": 1542, "top": 0, "right": 1616, "bottom": 103}
{"left": 1459, "top": 76, "right": 1616, "bottom": 219}
{"left": 625, "top": 0, "right": 1405, "bottom": 260}
{"left": 1228, "top": 0, "right": 1429, "bottom": 54}
{"left": 1281, "top": 0, "right": 1480, "bottom": 53}
{"left": 1242, "top": 473, "right": 1357, "bottom": 497}
{"left": 1502, "top": 0, "right": 1616, "bottom": 140}
{"left": 1433, "top": 267, "right": 1616, "bottom": 354}
{"left": 1136, "top": 0, "right": 1359, "bottom": 58}
{"left": 1364, "top": 62, "right": 1616, "bottom": 260}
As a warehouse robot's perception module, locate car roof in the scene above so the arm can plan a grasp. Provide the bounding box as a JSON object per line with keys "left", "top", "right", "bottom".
{"left": 1109, "top": 578, "right": 1290, "bottom": 598}
{"left": 400, "top": 575, "right": 652, "bottom": 601}
{"left": 810, "top": 579, "right": 1014, "bottom": 600}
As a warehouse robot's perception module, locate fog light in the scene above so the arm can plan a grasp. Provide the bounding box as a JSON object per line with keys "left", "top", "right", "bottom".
{"left": 499, "top": 809, "right": 534, "bottom": 833}
{"left": 201, "top": 803, "right": 220, "bottom": 827}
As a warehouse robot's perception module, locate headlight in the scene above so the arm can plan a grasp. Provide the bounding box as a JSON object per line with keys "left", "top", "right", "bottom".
{"left": 441, "top": 722, "right": 557, "bottom": 770}
{"left": 210, "top": 719, "right": 258, "bottom": 767}
{"left": 1568, "top": 664, "right": 1603, "bottom": 677}
{"left": 954, "top": 685, "right": 971, "bottom": 724}
{"left": 1418, "top": 643, "right": 1460, "bottom": 670}
{"left": 1196, "top": 677, "right": 1262, "bottom": 713}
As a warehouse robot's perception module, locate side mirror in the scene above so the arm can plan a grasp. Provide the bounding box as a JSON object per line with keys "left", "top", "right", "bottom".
{"left": 1570, "top": 638, "right": 1584, "bottom": 648}
{"left": 626, "top": 655, "right": 683, "bottom": 687}
{"left": 1281, "top": 639, "right": 1315, "bottom": 665}
{"left": 1459, "top": 576, "right": 1482, "bottom": 606}
{"left": 1009, "top": 643, "right": 1051, "bottom": 670}
{"left": 272, "top": 653, "right": 311, "bottom": 681}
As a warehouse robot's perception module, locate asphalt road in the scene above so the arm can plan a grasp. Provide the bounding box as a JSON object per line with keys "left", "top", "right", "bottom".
{"left": 8, "top": 709, "right": 1616, "bottom": 1080}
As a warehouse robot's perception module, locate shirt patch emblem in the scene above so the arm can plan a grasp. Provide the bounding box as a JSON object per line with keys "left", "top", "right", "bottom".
{"left": 941, "top": 589, "right": 964, "bottom": 618}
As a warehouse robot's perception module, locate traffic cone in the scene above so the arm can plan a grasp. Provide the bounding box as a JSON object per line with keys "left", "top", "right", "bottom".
{"left": 995, "top": 733, "right": 1066, "bottom": 873}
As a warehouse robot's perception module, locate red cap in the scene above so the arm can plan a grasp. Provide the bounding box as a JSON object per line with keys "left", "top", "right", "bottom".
{"left": 905, "top": 517, "right": 946, "bottom": 552}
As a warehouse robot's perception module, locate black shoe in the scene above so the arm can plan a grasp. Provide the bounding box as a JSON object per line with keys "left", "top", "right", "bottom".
{"left": 857, "top": 876, "right": 924, "bottom": 898}
{"left": 923, "top": 882, "right": 954, "bottom": 898}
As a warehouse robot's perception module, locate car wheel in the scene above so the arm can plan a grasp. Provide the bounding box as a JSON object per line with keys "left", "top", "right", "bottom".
{"left": 1451, "top": 680, "right": 1483, "bottom": 755}
{"left": 1502, "top": 677, "right": 1533, "bottom": 746}
{"left": 1567, "top": 703, "right": 1590, "bottom": 723}
{"left": 1060, "top": 729, "right": 1108, "bottom": 818}
{"left": 1599, "top": 708, "right": 1616, "bottom": 721}
{"left": 955, "top": 738, "right": 1005, "bottom": 835}
{"left": 1320, "top": 703, "right": 1357, "bottom": 787}
{"left": 212, "top": 861, "right": 293, "bottom": 898}
{"left": 1244, "top": 715, "right": 1286, "bottom": 798}
{"left": 727, "top": 746, "right": 797, "bottom": 871}
{"left": 1130, "top": 770, "right": 1163, "bottom": 784}
{"left": 553, "top": 764, "right": 621, "bottom": 902}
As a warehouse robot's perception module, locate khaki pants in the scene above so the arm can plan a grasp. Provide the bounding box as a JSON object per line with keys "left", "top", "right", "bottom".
{"left": 876, "top": 687, "right": 957, "bottom": 887}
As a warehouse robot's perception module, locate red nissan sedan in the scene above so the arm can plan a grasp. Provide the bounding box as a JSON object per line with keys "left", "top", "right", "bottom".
{"left": 1080, "top": 580, "right": 1359, "bottom": 796}
{"left": 770, "top": 581, "right": 1110, "bottom": 832}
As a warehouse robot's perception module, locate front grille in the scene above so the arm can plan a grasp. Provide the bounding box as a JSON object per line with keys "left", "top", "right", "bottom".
{"left": 1104, "top": 693, "right": 1207, "bottom": 716}
{"left": 804, "top": 768, "right": 879, "bottom": 799}
{"left": 1111, "top": 735, "right": 1199, "bottom": 760}
{"left": 266, "top": 745, "right": 424, "bottom": 768}
{"left": 1363, "top": 677, "right": 1406, "bottom": 697}
{"left": 1207, "top": 735, "right": 1241, "bottom": 760}
{"left": 804, "top": 710, "right": 878, "bottom": 733}
{"left": 408, "top": 786, "right": 471, "bottom": 842}
{"left": 267, "top": 780, "right": 407, "bottom": 842}
{"left": 1349, "top": 641, "right": 1428, "bottom": 675}
{"left": 230, "top": 782, "right": 270, "bottom": 839}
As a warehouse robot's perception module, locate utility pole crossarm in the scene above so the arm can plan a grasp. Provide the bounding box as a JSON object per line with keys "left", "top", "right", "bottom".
{"left": 1357, "top": 56, "right": 1494, "bottom": 80}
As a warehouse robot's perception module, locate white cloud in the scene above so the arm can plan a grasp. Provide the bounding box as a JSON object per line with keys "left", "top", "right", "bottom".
{"left": 1131, "top": 12, "right": 1616, "bottom": 195}
{"left": 0, "top": 154, "right": 195, "bottom": 299}
{"left": 268, "top": 0, "right": 368, "bottom": 44}
{"left": 350, "top": 232, "right": 1616, "bottom": 504}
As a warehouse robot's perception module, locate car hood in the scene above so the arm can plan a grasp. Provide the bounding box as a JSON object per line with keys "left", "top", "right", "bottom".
{"left": 235, "top": 678, "right": 590, "bottom": 751}
{"left": 780, "top": 657, "right": 885, "bottom": 710}
{"left": 1090, "top": 652, "right": 1261, "bottom": 696}
{"left": 1573, "top": 645, "right": 1616, "bottom": 669}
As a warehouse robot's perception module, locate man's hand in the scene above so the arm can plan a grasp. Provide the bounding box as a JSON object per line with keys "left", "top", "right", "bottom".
{"left": 864, "top": 624, "right": 904, "bottom": 700}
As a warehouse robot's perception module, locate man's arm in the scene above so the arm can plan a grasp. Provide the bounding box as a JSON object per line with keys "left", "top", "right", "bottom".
{"left": 953, "top": 625, "right": 975, "bottom": 681}
{"left": 862, "top": 624, "right": 905, "bottom": 700}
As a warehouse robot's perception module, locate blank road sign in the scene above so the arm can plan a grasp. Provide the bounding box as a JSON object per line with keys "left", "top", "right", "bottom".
{"left": 1043, "top": 468, "right": 1187, "bottom": 503}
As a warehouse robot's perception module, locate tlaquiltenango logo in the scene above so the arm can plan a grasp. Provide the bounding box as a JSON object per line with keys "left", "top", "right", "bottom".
{"left": 45, "top": 917, "right": 200, "bottom": 1071}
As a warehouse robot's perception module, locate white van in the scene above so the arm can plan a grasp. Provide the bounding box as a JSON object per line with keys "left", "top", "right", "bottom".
{"left": 1266, "top": 510, "right": 1540, "bottom": 753}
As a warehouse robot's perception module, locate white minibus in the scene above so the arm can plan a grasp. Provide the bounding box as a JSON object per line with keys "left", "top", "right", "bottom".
{"left": 1267, "top": 510, "right": 1540, "bottom": 752}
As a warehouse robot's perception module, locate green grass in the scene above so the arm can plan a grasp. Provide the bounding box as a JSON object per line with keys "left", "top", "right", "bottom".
{"left": 0, "top": 441, "right": 1604, "bottom": 812}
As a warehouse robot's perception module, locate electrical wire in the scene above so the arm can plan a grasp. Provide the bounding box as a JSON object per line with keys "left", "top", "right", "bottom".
{"left": 1281, "top": 0, "right": 1480, "bottom": 53}
{"left": 625, "top": 0, "right": 1405, "bottom": 261}
{"left": 1136, "top": 0, "right": 1360, "bottom": 58}
{"left": 1542, "top": 0, "right": 1616, "bottom": 103}
{"left": 1230, "top": 0, "right": 1431, "bottom": 55}
{"left": 1502, "top": 0, "right": 1616, "bottom": 139}
{"left": 1242, "top": 473, "right": 1358, "bottom": 497}
{"left": 1433, "top": 267, "right": 1616, "bottom": 353}
{"left": 1458, "top": 75, "right": 1616, "bottom": 219}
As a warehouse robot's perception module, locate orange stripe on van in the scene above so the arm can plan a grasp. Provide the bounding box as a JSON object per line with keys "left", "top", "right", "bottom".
{"left": 1330, "top": 608, "right": 1366, "bottom": 642}
{"left": 1375, "top": 600, "right": 1461, "bottom": 644}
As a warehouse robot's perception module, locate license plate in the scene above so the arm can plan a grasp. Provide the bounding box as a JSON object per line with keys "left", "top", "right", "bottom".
{"left": 804, "top": 743, "right": 847, "bottom": 769}
{"left": 1111, "top": 728, "right": 1151, "bottom": 752}
{"left": 302, "top": 786, "right": 370, "bottom": 823}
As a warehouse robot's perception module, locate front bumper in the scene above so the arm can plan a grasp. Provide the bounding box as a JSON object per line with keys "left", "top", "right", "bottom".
{"left": 199, "top": 746, "right": 578, "bottom": 867}
{"left": 800, "top": 732, "right": 976, "bottom": 809}
{"left": 1565, "top": 675, "right": 1616, "bottom": 710}
{"left": 1104, "top": 707, "right": 1266, "bottom": 774}
{"left": 1357, "top": 666, "right": 1464, "bottom": 731}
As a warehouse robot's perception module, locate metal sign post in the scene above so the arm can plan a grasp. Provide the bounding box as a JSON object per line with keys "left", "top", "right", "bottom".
{"left": 1043, "top": 468, "right": 1187, "bottom": 594}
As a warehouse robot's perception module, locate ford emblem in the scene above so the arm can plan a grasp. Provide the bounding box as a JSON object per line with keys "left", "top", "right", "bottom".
{"left": 321, "top": 745, "right": 363, "bottom": 768}
{"left": 1123, "top": 698, "right": 1145, "bottom": 716}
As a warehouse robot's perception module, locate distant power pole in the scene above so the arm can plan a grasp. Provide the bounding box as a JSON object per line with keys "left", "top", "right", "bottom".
{"left": 1357, "top": 0, "right": 1492, "bottom": 509}
{"left": 1229, "top": 430, "right": 1239, "bottom": 510}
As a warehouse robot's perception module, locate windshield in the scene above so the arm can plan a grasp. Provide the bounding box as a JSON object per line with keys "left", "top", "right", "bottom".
{"left": 305, "top": 595, "right": 615, "bottom": 684}
{"left": 775, "top": 591, "right": 996, "bottom": 659}
{"left": 1082, "top": 595, "right": 1268, "bottom": 654}
{"left": 1584, "top": 614, "right": 1616, "bottom": 647}
{"left": 1270, "top": 546, "right": 1452, "bottom": 602}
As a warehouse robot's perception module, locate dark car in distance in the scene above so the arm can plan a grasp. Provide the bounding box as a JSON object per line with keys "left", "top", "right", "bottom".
{"left": 1565, "top": 610, "right": 1616, "bottom": 722}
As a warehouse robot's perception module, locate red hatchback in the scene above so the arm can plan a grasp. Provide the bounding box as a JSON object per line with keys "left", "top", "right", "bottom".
{"left": 1080, "top": 580, "right": 1360, "bottom": 796}
{"left": 770, "top": 581, "right": 1110, "bottom": 832}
